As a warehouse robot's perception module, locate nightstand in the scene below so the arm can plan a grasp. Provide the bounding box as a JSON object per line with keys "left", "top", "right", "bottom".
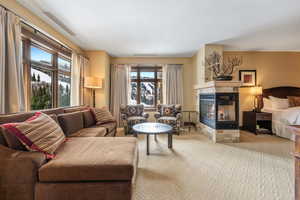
{"left": 242, "top": 111, "right": 272, "bottom": 134}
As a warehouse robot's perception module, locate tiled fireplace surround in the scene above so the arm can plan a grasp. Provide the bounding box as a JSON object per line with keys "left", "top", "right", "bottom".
{"left": 195, "top": 81, "right": 242, "bottom": 143}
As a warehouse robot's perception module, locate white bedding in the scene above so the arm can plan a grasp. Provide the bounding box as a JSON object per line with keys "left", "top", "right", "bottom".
{"left": 261, "top": 106, "right": 300, "bottom": 140}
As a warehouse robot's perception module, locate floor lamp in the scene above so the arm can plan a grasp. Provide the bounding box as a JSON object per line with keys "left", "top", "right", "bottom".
{"left": 84, "top": 77, "right": 102, "bottom": 107}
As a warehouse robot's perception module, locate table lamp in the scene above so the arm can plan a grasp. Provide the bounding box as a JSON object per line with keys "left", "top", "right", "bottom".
{"left": 251, "top": 86, "right": 262, "bottom": 112}
{"left": 84, "top": 77, "right": 102, "bottom": 107}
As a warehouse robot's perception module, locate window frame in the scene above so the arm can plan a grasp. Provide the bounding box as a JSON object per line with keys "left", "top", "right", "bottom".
{"left": 22, "top": 38, "right": 72, "bottom": 110}
{"left": 130, "top": 66, "right": 162, "bottom": 109}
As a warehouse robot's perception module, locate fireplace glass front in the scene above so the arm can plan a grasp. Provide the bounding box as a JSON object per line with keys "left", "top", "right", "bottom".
{"left": 217, "top": 95, "right": 236, "bottom": 122}
{"left": 200, "top": 93, "right": 239, "bottom": 130}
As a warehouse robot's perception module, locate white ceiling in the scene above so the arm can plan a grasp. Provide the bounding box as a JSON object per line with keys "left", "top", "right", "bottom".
{"left": 17, "top": 0, "right": 300, "bottom": 57}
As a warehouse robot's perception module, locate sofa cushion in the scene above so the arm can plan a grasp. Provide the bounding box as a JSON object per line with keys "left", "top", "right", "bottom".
{"left": 1, "top": 127, "right": 27, "bottom": 151}
{"left": 0, "top": 109, "right": 64, "bottom": 125}
{"left": 38, "top": 137, "right": 138, "bottom": 182}
{"left": 127, "top": 116, "right": 147, "bottom": 126}
{"left": 1, "top": 112, "right": 65, "bottom": 155}
{"left": 91, "top": 107, "right": 115, "bottom": 125}
{"left": 82, "top": 110, "right": 96, "bottom": 127}
{"left": 0, "top": 128, "right": 8, "bottom": 146}
{"left": 157, "top": 116, "right": 177, "bottom": 127}
{"left": 58, "top": 112, "right": 84, "bottom": 136}
{"left": 69, "top": 127, "right": 106, "bottom": 137}
{"left": 95, "top": 122, "right": 116, "bottom": 134}
{"left": 63, "top": 106, "right": 88, "bottom": 113}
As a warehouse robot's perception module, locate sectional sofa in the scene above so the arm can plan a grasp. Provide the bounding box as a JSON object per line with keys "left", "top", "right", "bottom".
{"left": 0, "top": 106, "right": 138, "bottom": 200}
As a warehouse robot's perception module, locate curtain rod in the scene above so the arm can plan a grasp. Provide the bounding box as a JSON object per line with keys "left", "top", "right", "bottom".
{"left": 0, "top": 3, "right": 85, "bottom": 57}
{"left": 0, "top": 4, "right": 24, "bottom": 20}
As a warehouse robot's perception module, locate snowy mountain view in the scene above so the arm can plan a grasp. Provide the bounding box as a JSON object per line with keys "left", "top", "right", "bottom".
{"left": 130, "top": 69, "right": 162, "bottom": 107}
{"left": 30, "top": 46, "right": 71, "bottom": 110}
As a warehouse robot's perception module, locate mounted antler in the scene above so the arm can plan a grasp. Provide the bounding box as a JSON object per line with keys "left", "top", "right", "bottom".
{"left": 223, "top": 56, "right": 243, "bottom": 75}
{"left": 205, "top": 51, "right": 222, "bottom": 77}
{"left": 205, "top": 51, "right": 242, "bottom": 79}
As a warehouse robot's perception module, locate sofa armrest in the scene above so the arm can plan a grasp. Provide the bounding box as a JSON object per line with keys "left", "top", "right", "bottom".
{"left": 142, "top": 112, "right": 149, "bottom": 119}
{"left": 0, "top": 145, "right": 46, "bottom": 200}
{"left": 154, "top": 112, "right": 161, "bottom": 119}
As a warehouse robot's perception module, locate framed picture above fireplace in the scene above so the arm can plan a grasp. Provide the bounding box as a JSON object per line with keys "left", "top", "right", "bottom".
{"left": 239, "top": 70, "right": 256, "bottom": 87}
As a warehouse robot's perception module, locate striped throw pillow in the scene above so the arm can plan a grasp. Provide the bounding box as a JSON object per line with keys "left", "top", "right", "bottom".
{"left": 1, "top": 112, "right": 65, "bottom": 158}
{"left": 91, "top": 107, "right": 115, "bottom": 125}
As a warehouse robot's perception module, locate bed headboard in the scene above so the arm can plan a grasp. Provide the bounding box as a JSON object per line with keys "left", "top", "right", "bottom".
{"left": 263, "top": 86, "right": 300, "bottom": 98}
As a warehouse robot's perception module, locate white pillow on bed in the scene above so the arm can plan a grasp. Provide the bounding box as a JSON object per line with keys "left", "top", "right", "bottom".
{"left": 269, "top": 96, "right": 290, "bottom": 109}
{"left": 263, "top": 98, "right": 273, "bottom": 109}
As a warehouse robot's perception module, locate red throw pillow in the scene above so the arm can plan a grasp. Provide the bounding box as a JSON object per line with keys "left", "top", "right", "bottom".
{"left": 1, "top": 112, "right": 66, "bottom": 159}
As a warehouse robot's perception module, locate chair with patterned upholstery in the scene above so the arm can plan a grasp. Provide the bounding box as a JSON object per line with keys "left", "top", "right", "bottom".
{"left": 120, "top": 104, "right": 149, "bottom": 136}
{"left": 154, "top": 104, "right": 182, "bottom": 134}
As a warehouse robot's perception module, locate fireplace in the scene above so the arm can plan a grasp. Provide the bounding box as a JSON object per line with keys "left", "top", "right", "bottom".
{"left": 200, "top": 93, "right": 239, "bottom": 130}
{"left": 195, "top": 80, "right": 241, "bottom": 143}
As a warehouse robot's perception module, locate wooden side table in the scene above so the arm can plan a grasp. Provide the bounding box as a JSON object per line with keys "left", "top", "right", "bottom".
{"left": 242, "top": 111, "right": 272, "bottom": 134}
{"left": 182, "top": 110, "right": 198, "bottom": 132}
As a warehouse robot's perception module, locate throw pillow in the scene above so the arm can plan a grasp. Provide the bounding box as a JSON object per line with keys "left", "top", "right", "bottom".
{"left": 162, "top": 105, "right": 175, "bottom": 116}
{"left": 91, "top": 107, "right": 115, "bottom": 125}
{"left": 269, "top": 96, "right": 290, "bottom": 109}
{"left": 263, "top": 98, "right": 273, "bottom": 109}
{"left": 288, "top": 96, "right": 300, "bottom": 107}
{"left": 1, "top": 112, "right": 66, "bottom": 158}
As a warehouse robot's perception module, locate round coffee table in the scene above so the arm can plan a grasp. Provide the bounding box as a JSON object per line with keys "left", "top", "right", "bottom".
{"left": 132, "top": 122, "right": 173, "bottom": 155}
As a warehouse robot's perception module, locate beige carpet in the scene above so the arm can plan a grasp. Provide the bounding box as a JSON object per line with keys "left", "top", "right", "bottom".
{"left": 118, "top": 129, "right": 294, "bottom": 200}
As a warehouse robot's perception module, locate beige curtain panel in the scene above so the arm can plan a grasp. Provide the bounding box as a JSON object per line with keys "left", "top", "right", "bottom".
{"left": 110, "top": 64, "right": 130, "bottom": 127}
{"left": 163, "top": 64, "right": 183, "bottom": 105}
{"left": 71, "top": 52, "right": 89, "bottom": 106}
{"left": 0, "top": 8, "right": 25, "bottom": 114}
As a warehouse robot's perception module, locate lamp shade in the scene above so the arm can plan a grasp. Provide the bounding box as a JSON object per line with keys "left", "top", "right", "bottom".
{"left": 84, "top": 77, "right": 102, "bottom": 89}
{"left": 251, "top": 86, "right": 262, "bottom": 96}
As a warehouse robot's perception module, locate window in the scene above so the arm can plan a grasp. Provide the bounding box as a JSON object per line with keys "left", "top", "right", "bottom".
{"left": 58, "top": 57, "right": 71, "bottom": 107}
{"left": 130, "top": 67, "right": 162, "bottom": 108}
{"left": 22, "top": 25, "right": 72, "bottom": 110}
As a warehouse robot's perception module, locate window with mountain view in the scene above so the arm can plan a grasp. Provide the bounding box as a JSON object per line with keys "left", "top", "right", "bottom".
{"left": 130, "top": 67, "right": 162, "bottom": 108}
{"left": 26, "top": 43, "right": 71, "bottom": 110}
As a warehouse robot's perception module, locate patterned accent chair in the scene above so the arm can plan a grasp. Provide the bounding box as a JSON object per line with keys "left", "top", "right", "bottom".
{"left": 120, "top": 104, "right": 149, "bottom": 135}
{"left": 154, "top": 104, "right": 182, "bottom": 134}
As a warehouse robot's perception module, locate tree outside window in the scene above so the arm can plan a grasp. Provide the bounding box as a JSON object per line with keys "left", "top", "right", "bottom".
{"left": 130, "top": 67, "right": 162, "bottom": 108}
{"left": 27, "top": 44, "right": 71, "bottom": 110}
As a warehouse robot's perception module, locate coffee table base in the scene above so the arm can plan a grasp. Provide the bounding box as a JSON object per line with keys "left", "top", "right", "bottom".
{"left": 146, "top": 133, "right": 173, "bottom": 155}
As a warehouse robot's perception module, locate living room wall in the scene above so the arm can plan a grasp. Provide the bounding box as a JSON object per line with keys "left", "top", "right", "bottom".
{"left": 84, "top": 51, "right": 111, "bottom": 108}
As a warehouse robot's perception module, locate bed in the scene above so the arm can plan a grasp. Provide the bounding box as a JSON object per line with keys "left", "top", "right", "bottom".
{"left": 260, "top": 86, "right": 300, "bottom": 140}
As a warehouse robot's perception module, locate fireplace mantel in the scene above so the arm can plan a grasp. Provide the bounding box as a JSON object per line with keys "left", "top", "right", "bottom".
{"left": 194, "top": 80, "right": 242, "bottom": 90}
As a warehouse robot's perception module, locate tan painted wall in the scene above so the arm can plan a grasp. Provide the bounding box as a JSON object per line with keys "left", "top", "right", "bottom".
{"left": 84, "top": 51, "right": 110, "bottom": 108}
{"left": 111, "top": 57, "right": 196, "bottom": 110}
{"left": 0, "top": 0, "right": 82, "bottom": 53}
{"left": 224, "top": 51, "right": 300, "bottom": 125}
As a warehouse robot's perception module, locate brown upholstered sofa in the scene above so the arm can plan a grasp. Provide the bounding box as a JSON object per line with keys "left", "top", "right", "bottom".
{"left": 0, "top": 106, "right": 138, "bottom": 200}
